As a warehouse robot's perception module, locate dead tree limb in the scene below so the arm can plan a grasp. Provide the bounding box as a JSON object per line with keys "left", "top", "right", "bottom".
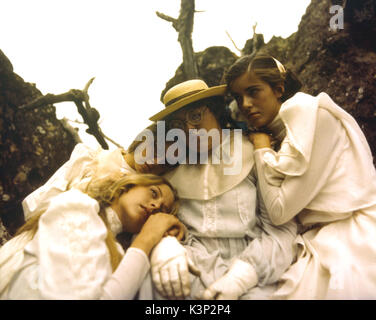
{"left": 157, "top": 0, "right": 199, "bottom": 79}
{"left": 225, "top": 30, "right": 242, "bottom": 54}
{"left": 18, "top": 78, "right": 114, "bottom": 150}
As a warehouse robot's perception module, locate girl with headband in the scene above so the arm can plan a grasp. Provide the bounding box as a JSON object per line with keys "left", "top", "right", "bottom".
{"left": 225, "top": 53, "right": 376, "bottom": 299}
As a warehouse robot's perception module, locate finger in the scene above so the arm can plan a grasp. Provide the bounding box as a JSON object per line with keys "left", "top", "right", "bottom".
{"left": 151, "top": 268, "right": 166, "bottom": 297}
{"left": 167, "top": 227, "right": 179, "bottom": 237}
{"left": 169, "top": 263, "right": 184, "bottom": 299}
{"left": 175, "top": 224, "right": 187, "bottom": 241}
{"left": 202, "top": 286, "right": 219, "bottom": 300}
{"left": 187, "top": 257, "right": 201, "bottom": 276}
{"left": 178, "top": 259, "right": 191, "bottom": 298}
{"left": 160, "top": 267, "right": 174, "bottom": 298}
{"left": 216, "top": 293, "right": 227, "bottom": 300}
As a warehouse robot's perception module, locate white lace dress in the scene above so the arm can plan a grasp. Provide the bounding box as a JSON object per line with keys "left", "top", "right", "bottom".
{"left": 149, "top": 132, "right": 298, "bottom": 300}
{"left": 0, "top": 189, "right": 149, "bottom": 300}
{"left": 254, "top": 92, "right": 376, "bottom": 299}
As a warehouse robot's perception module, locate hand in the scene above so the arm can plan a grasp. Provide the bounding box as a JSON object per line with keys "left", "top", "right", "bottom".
{"left": 165, "top": 226, "right": 185, "bottom": 240}
{"left": 150, "top": 236, "right": 200, "bottom": 299}
{"left": 249, "top": 132, "right": 272, "bottom": 149}
{"left": 131, "top": 213, "right": 186, "bottom": 256}
{"left": 202, "top": 259, "right": 258, "bottom": 300}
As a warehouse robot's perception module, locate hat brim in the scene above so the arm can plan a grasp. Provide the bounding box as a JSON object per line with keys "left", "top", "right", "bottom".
{"left": 149, "top": 85, "right": 227, "bottom": 122}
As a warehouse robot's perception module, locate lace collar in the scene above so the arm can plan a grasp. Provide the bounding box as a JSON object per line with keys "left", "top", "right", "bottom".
{"left": 105, "top": 206, "right": 123, "bottom": 236}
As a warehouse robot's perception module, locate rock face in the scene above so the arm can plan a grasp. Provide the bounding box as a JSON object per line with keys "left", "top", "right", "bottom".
{"left": 258, "top": 0, "right": 376, "bottom": 165}
{"left": 1, "top": 0, "right": 375, "bottom": 244}
{"left": 0, "top": 50, "right": 77, "bottom": 238}
{"left": 160, "top": 46, "right": 238, "bottom": 100}
{"left": 162, "top": 0, "right": 376, "bottom": 165}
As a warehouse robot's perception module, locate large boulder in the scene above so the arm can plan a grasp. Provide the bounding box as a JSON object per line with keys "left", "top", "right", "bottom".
{"left": 0, "top": 49, "right": 77, "bottom": 238}
{"left": 160, "top": 46, "right": 238, "bottom": 100}
{"left": 254, "top": 0, "right": 376, "bottom": 164}
{"left": 163, "top": 0, "right": 376, "bottom": 165}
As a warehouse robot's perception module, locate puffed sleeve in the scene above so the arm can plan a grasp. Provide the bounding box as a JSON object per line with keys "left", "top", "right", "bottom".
{"left": 32, "top": 189, "right": 150, "bottom": 299}
{"left": 22, "top": 143, "right": 99, "bottom": 221}
{"left": 254, "top": 108, "right": 344, "bottom": 225}
{"left": 238, "top": 173, "right": 298, "bottom": 286}
{"left": 34, "top": 189, "right": 112, "bottom": 299}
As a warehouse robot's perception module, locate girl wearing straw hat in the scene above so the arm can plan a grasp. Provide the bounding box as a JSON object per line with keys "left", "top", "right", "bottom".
{"left": 144, "top": 79, "right": 298, "bottom": 300}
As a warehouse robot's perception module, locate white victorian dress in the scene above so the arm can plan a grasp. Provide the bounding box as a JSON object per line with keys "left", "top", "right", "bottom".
{"left": 254, "top": 92, "right": 376, "bottom": 299}
{"left": 146, "top": 131, "right": 298, "bottom": 299}
{"left": 0, "top": 189, "right": 149, "bottom": 299}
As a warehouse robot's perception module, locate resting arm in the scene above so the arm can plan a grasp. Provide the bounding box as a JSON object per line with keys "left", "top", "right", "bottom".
{"left": 254, "top": 109, "right": 343, "bottom": 225}
{"left": 30, "top": 190, "right": 150, "bottom": 300}
{"left": 238, "top": 184, "right": 298, "bottom": 286}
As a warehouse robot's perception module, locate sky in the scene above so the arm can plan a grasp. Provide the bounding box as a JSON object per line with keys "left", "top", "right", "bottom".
{"left": 1, "top": 0, "right": 311, "bottom": 150}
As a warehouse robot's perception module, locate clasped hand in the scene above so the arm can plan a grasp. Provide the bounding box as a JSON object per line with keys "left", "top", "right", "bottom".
{"left": 150, "top": 236, "right": 200, "bottom": 299}
{"left": 201, "top": 259, "right": 258, "bottom": 300}
{"left": 249, "top": 132, "right": 273, "bottom": 149}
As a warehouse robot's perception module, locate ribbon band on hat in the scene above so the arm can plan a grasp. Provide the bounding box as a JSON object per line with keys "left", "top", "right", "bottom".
{"left": 165, "top": 89, "right": 205, "bottom": 107}
{"left": 149, "top": 79, "right": 226, "bottom": 122}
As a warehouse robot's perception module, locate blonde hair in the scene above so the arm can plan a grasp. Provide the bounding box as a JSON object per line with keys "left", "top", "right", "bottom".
{"left": 16, "top": 173, "right": 179, "bottom": 271}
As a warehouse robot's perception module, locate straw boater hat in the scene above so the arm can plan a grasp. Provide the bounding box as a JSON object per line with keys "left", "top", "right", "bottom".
{"left": 149, "top": 79, "right": 226, "bottom": 122}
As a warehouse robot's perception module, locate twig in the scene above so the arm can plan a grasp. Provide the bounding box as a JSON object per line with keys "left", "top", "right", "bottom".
{"left": 66, "top": 118, "right": 124, "bottom": 149}
{"left": 252, "top": 22, "right": 258, "bottom": 36}
{"left": 17, "top": 79, "right": 109, "bottom": 150}
{"left": 156, "top": 11, "right": 178, "bottom": 30}
{"left": 67, "top": 118, "right": 84, "bottom": 124}
{"left": 102, "top": 132, "right": 124, "bottom": 149}
{"left": 225, "top": 30, "right": 242, "bottom": 54}
{"left": 60, "top": 118, "right": 82, "bottom": 144}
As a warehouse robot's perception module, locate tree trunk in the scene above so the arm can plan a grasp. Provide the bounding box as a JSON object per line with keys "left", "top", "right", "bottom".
{"left": 156, "top": 0, "right": 199, "bottom": 79}
{"left": 177, "top": 0, "right": 199, "bottom": 78}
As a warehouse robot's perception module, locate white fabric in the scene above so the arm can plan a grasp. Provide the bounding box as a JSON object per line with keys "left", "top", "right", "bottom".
{"left": 0, "top": 189, "right": 150, "bottom": 300}
{"left": 202, "top": 258, "right": 258, "bottom": 300}
{"left": 22, "top": 143, "right": 135, "bottom": 221}
{"left": 150, "top": 236, "right": 198, "bottom": 299}
{"left": 144, "top": 131, "right": 298, "bottom": 300}
{"left": 0, "top": 231, "right": 33, "bottom": 296}
{"left": 101, "top": 247, "right": 150, "bottom": 300}
{"left": 253, "top": 92, "right": 376, "bottom": 299}
{"left": 164, "top": 132, "right": 254, "bottom": 200}
{"left": 105, "top": 206, "right": 123, "bottom": 236}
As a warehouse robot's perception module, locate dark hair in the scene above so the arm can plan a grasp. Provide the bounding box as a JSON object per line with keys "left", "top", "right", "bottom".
{"left": 224, "top": 54, "right": 302, "bottom": 102}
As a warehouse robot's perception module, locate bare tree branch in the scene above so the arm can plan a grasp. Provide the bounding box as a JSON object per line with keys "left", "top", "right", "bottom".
{"left": 60, "top": 118, "right": 82, "bottom": 144}
{"left": 156, "top": 11, "right": 178, "bottom": 30}
{"left": 156, "top": 0, "right": 199, "bottom": 79}
{"left": 17, "top": 79, "right": 110, "bottom": 149}
{"left": 102, "top": 132, "right": 124, "bottom": 149}
{"left": 252, "top": 22, "right": 258, "bottom": 36}
{"left": 66, "top": 118, "right": 124, "bottom": 149}
{"left": 225, "top": 30, "right": 242, "bottom": 54}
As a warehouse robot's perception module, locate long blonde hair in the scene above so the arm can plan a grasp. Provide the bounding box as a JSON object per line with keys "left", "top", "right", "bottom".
{"left": 16, "top": 173, "right": 179, "bottom": 271}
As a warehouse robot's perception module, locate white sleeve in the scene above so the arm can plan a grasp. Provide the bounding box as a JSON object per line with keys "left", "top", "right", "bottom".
{"left": 239, "top": 185, "right": 298, "bottom": 285}
{"left": 101, "top": 247, "right": 150, "bottom": 300}
{"left": 34, "top": 190, "right": 113, "bottom": 299}
{"left": 22, "top": 143, "right": 98, "bottom": 220}
{"left": 254, "top": 108, "right": 344, "bottom": 225}
{"left": 28, "top": 189, "right": 151, "bottom": 300}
